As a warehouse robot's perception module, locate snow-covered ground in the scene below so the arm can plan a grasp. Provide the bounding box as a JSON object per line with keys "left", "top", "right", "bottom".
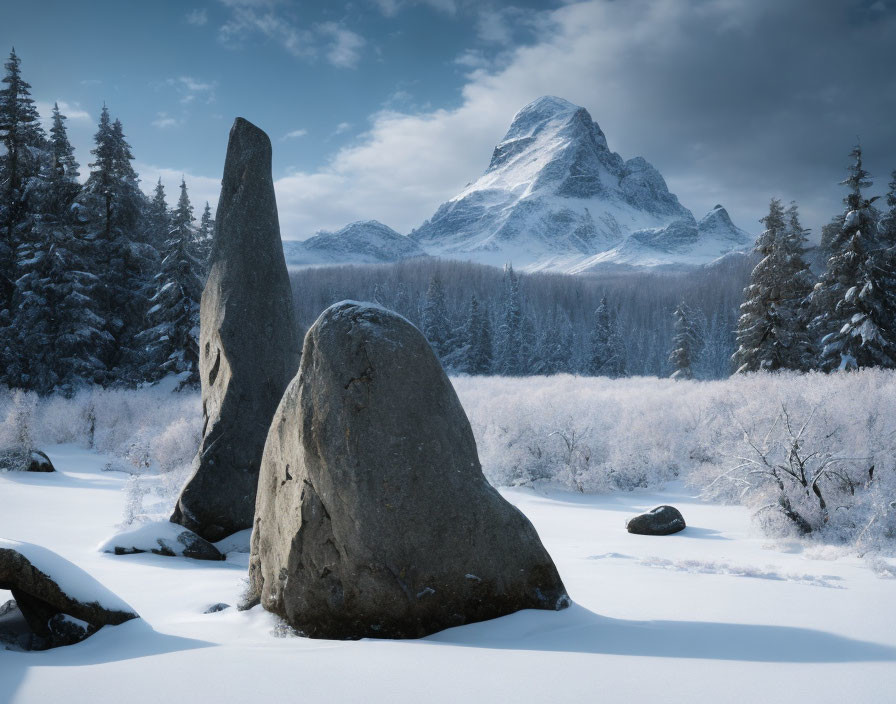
{"left": 2, "top": 444, "right": 895, "bottom": 703}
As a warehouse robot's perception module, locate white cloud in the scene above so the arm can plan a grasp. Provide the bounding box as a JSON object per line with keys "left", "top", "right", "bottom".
{"left": 186, "top": 8, "right": 208, "bottom": 26}
{"left": 371, "top": 0, "right": 458, "bottom": 16}
{"left": 217, "top": 3, "right": 366, "bottom": 69}
{"left": 317, "top": 22, "right": 365, "bottom": 69}
{"left": 136, "top": 162, "right": 221, "bottom": 215}
{"left": 218, "top": 4, "right": 314, "bottom": 58}
{"left": 269, "top": 0, "right": 896, "bottom": 239}
{"left": 332, "top": 121, "right": 352, "bottom": 135}
{"left": 282, "top": 128, "right": 308, "bottom": 140}
{"left": 164, "top": 76, "right": 217, "bottom": 105}
{"left": 152, "top": 112, "right": 179, "bottom": 129}
{"left": 35, "top": 100, "right": 92, "bottom": 129}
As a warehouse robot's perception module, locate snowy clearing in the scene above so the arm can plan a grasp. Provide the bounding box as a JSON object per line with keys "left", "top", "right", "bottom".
{"left": 1, "top": 445, "right": 895, "bottom": 703}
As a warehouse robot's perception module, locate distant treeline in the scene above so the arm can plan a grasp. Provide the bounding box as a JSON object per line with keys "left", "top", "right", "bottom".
{"left": 290, "top": 254, "right": 754, "bottom": 379}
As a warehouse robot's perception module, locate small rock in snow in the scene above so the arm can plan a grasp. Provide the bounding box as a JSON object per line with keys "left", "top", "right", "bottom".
{"left": 626, "top": 505, "right": 686, "bottom": 536}
{"left": 99, "top": 521, "right": 224, "bottom": 561}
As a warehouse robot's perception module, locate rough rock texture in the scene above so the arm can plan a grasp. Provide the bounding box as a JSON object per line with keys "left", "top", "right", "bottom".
{"left": 0, "top": 544, "right": 138, "bottom": 650}
{"left": 171, "top": 117, "right": 301, "bottom": 542}
{"left": 99, "top": 521, "right": 224, "bottom": 561}
{"left": 626, "top": 505, "right": 686, "bottom": 535}
{"left": 247, "top": 301, "right": 569, "bottom": 639}
{"left": 0, "top": 449, "right": 55, "bottom": 472}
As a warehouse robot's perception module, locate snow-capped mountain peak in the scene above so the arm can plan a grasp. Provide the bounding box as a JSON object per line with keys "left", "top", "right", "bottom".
{"left": 282, "top": 220, "right": 425, "bottom": 268}
{"left": 282, "top": 98, "right": 754, "bottom": 273}
{"left": 409, "top": 96, "right": 721, "bottom": 270}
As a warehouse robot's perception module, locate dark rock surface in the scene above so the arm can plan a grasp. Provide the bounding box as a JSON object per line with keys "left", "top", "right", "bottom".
{"left": 171, "top": 117, "right": 301, "bottom": 542}
{"left": 0, "top": 543, "right": 138, "bottom": 650}
{"left": 626, "top": 505, "right": 686, "bottom": 535}
{"left": 247, "top": 301, "right": 569, "bottom": 639}
{"left": 203, "top": 603, "right": 231, "bottom": 614}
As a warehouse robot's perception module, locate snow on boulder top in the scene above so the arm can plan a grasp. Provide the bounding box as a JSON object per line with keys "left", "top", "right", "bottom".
{"left": 97, "top": 521, "right": 224, "bottom": 561}
{"left": 0, "top": 538, "right": 135, "bottom": 613}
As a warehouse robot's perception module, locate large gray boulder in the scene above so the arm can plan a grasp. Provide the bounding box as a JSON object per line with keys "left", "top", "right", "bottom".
{"left": 246, "top": 302, "right": 569, "bottom": 639}
{"left": 0, "top": 539, "right": 138, "bottom": 650}
{"left": 171, "top": 118, "right": 301, "bottom": 542}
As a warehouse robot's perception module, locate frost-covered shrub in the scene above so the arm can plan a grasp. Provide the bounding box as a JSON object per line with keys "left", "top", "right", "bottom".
{"left": 454, "top": 375, "right": 704, "bottom": 491}
{"left": 0, "top": 390, "right": 39, "bottom": 451}
{"left": 0, "top": 382, "right": 200, "bottom": 480}
{"left": 698, "top": 403, "right": 876, "bottom": 540}
{"left": 1, "top": 370, "right": 894, "bottom": 550}
{"left": 453, "top": 370, "right": 896, "bottom": 550}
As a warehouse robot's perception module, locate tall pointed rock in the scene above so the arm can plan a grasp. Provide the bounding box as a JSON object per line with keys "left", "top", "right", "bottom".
{"left": 171, "top": 118, "right": 301, "bottom": 541}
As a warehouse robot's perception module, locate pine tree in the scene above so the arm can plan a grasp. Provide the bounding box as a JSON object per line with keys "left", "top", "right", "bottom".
{"left": 879, "top": 170, "right": 896, "bottom": 246}
{"left": 82, "top": 106, "right": 150, "bottom": 383}
{"left": 8, "top": 103, "right": 108, "bottom": 392}
{"left": 588, "top": 297, "right": 626, "bottom": 377}
{"left": 497, "top": 265, "right": 522, "bottom": 375}
{"left": 670, "top": 302, "right": 701, "bottom": 379}
{"left": 732, "top": 199, "right": 815, "bottom": 373}
{"left": 812, "top": 146, "right": 895, "bottom": 370}
{"left": 463, "top": 295, "right": 483, "bottom": 374}
{"left": 140, "top": 178, "right": 202, "bottom": 387}
{"left": 421, "top": 275, "right": 450, "bottom": 358}
{"left": 463, "top": 294, "right": 493, "bottom": 374}
{"left": 145, "top": 178, "right": 170, "bottom": 250}
{"left": 0, "top": 49, "right": 46, "bottom": 382}
{"left": 196, "top": 201, "right": 213, "bottom": 274}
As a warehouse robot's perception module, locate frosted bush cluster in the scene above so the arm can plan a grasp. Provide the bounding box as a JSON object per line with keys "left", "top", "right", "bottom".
{"left": 453, "top": 370, "right": 896, "bottom": 550}
{"left": 1, "top": 370, "right": 894, "bottom": 549}
{"left": 0, "top": 382, "right": 200, "bottom": 521}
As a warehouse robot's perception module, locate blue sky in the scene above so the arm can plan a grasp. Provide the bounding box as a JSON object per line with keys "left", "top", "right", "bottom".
{"left": 3, "top": 0, "right": 895, "bottom": 239}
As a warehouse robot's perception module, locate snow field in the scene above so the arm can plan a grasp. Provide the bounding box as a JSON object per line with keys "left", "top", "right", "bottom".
{"left": 1, "top": 446, "right": 895, "bottom": 703}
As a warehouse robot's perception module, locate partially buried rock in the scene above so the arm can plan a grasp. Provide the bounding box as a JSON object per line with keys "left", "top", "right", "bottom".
{"left": 0, "top": 449, "right": 55, "bottom": 473}
{"left": 170, "top": 117, "right": 301, "bottom": 542}
{"left": 0, "top": 539, "right": 139, "bottom": 650}
{"left": 247, "top": 301, "right": 569, "bottom": 639}
{"left": 626, "top": 505, "right": 686, "bottom": 535}
{"left": 98, "top": 521, "right": 224, "bottom": 561}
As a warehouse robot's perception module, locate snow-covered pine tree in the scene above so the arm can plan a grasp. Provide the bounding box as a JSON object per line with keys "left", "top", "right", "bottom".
{"left": 811, "top": 145, "right": 895, "bottom": 370}
{"left": 421, "top": 274, "right": 450, "bottom": 358}
{"left": 879, "top": 170, "right": 896, "bottom": 246}
{"left": 0, "top": 48, "right": 46, "bottom": 384}
{"left": 732, "top": 199, "right": 815, "bottom": 373}
{"left": 140, "top": 178, "right": 203, "bottom": 388}
{"left": 81, "top": 106, "right": 151, "bottom": 383}
{"left": 9, "top": 103, "right": 108, "bottom": 393}
{"left": 588, "top": 297, "right": 626, "bottom": 377}
{"left": 145, "top": 178, "right": 170, "bottom": 251}
{"left": 477, "top": 302, "right": 494, "bottom": 374}
{"left": 669, "top": 302, "right": 702, "bottom": 379}
{"left": 497, "top": 264, "right": 522, "bottom": 375}
{"left": 392, "top": 282, "right": 411, "bottom": 320}
{"left": 462, "top": 294, "right": 493, "bottom": 374}
{"left": 196, "top": 201, "right": 213, "bottom": 275}
{"left": 538, "top": 311, "right": 575, "bottom": 375}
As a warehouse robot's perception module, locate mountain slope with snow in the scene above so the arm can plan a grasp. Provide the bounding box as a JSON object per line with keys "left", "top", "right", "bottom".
{"left": 409, "top": 96, "right": 753, "bottom": 272}
{"left": 282, "top": 220, "right": 426, "bottom": 268}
